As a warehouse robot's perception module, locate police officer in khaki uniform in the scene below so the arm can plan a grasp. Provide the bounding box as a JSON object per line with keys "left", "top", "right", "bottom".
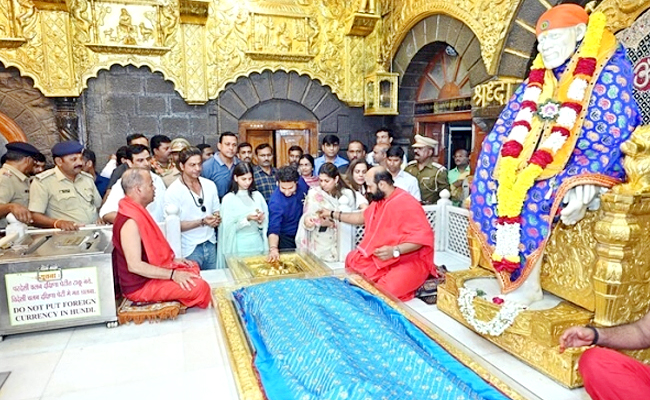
{"left": 29, "top": 141, "right": 102, "bottom": 231}
{"left": 0, "top": 142, "right": 41, "bottom": 225}
{"left": 404, "top": 135, "right": 450, "bottom": 205}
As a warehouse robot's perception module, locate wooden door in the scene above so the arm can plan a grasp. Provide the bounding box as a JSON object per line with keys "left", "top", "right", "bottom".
{"left": 276, "top": 129, "right": 309, "bottom": 167}
{"left": 246, "top": 130, "right": 274, "bottom": 165}
{"left": 239, "top": 121, "right": 318, "bottom": 168}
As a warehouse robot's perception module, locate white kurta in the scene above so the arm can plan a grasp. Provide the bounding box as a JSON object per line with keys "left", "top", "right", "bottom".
{"left": 100, "top": 171, "right": 167, "bottom": 222}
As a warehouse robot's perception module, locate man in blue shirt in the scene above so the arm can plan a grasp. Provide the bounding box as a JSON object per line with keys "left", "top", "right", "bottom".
{"left": 253, "top": 143, "right": 277, "bottom": 203}
{"left": 201, "top": 132, "right": 239, "bottom": 200}
{"left": 81, "top": 149, "right": 110, "bottom": 198}
{"left": 267, "top": 166, "right": 308, "bottom": 261}
{"left": 313, "top": 134, "right": 348, "bottom": 175}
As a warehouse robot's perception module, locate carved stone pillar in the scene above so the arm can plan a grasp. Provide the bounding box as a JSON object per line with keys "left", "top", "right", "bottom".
{"left": 593, "top": 192, "right": 650, "bottom": 327}
{"left": 54, "top": 97, "right": 79, "bottom": 142}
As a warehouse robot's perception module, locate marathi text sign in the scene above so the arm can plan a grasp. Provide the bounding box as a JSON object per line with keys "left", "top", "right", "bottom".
{"left": 6, "top": 267, "right": 101, "bottom": 326}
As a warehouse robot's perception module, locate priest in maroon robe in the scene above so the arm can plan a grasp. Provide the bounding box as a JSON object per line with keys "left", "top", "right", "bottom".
{"left": 321, "top": 166, "right": 437, "bottom": 300}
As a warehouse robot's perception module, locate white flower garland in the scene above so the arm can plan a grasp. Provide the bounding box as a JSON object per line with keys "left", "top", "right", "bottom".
{"left": 457, "top": 287, "right": 527, "bottom": 336}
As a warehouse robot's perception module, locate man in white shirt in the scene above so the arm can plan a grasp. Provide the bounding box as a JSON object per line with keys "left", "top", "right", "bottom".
{"left": 164, "top": 147, "right": 220, "bottom": 270}
{"left": 100, "top": 145, "right": 167, "bottom": 223}
{"left": 386, "top": 146, "right": 421, "bottom": 202}
{"left": 366, "top": 128, "right": 393, "bottom": 166}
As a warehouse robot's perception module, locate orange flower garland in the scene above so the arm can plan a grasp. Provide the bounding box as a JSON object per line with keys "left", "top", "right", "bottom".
{"left": 492, "top": 12, "right": 606, "bottom": 274}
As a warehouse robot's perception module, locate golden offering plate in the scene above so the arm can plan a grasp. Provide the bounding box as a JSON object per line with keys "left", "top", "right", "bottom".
{"left": 225, "top": 251, "right": 330, "bottom": 284}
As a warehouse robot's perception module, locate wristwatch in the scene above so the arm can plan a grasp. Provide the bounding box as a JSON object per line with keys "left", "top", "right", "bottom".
{"left": 393, "top": 246, "right": 401, "bottom": 258}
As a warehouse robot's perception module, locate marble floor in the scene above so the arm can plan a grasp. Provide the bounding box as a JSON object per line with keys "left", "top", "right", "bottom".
{"left": 0, "top": 252, "right": 589, "bottom": 400}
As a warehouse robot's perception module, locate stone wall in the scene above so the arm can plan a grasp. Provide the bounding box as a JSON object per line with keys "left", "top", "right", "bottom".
{"left": 82, "top": 66, "right": 386, "bottom": 167}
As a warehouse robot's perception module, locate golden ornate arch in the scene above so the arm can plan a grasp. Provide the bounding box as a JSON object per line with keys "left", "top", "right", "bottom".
{"left": 382, "top": 0, "right": 520, "bottom": 75}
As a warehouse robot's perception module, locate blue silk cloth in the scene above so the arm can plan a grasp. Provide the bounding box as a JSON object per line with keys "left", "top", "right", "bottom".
{"left": 470, "top": 45, "right": 641, "bottom": 283}
{"left": 233, "top": 277, "right": 510, "bottom": 400}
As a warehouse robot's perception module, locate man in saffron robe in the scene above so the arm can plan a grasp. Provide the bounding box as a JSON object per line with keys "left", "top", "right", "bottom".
{"left": 112, "top": 168, "right": 211, "bottom": 308}
{"left": 559, "top": 313, "right": 650, "bottom": 400}
{"left": 320, "top": 166, "right": 436, "bottom": 300}
{"left": 470, "top": 4, "right": 641, "bottom": 304}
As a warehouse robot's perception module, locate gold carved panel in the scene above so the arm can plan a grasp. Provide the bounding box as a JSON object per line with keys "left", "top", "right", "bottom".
{"left": 180, "top": 23, "right": 206, "bottom": 104}
{"left": 246, "top": 12, "right": 315, "bottom": 62}
{"left": 542, "top": 211, "right": 599, "bottom": 311}
{"left": 0, "top": 0, "right": 28, "bottom": 48}
{"left": 0, "top": 0, "right": 646, "bottom": 104}
{"left": 40, "top": 10, "right": 75, "bottom": 94}
{"left": 85, "top": 1, "right": 171, "bottom": 55}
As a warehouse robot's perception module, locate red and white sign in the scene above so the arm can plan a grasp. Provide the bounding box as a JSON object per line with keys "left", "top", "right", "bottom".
{"left": 6, "top": 267, "right": 101, "bottom": 326}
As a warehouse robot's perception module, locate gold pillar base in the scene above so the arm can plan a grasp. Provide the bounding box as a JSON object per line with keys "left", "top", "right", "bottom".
{"left": 437, "top": 268, "right": 592, "bottom": 388}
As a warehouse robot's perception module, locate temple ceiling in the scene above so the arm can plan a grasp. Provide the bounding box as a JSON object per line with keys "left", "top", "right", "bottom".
{"left": 0, "top": 0, "right": 647, "bottom": 105}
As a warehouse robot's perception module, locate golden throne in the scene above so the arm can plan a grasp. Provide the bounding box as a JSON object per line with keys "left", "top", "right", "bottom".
{"left": 437, "top": 1, "right": 650, "bottom": 388}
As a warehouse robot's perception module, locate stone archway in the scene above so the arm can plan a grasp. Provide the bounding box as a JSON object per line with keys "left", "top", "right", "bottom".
{"left": 0, "top": 64, "right": 58, "bottom": 156}
{"left": 215, "top": 70, "right": 386, "bottom": 149}
{"left": 391, "top": 15, "right": 487, "bottom": 139}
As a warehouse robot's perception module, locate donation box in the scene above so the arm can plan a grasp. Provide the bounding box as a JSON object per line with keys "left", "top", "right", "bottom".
{"left": 0, "top": 228, "right": 117, "bottom": 339}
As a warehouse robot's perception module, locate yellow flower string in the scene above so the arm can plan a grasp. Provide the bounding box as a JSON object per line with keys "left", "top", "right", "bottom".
{"left": 581, "top": 12, "right": 605, "bottom": 58}
{"left": 495, "top": 12, "right": 606, "bottom": 220}
{"left": 531, "top": 54, "right": 544, "bottom": 70}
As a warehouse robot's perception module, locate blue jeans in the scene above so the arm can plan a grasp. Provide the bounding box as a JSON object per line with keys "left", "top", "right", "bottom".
{"left": 186, "top": 240, "right": 217, "bottom": 270}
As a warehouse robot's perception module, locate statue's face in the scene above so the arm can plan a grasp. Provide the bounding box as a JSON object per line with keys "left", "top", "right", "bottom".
{"left": 536, "top": 25, "right": 583, "bottom": 69}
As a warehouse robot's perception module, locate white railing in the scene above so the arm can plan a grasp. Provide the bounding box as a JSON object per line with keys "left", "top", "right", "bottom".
{"left": 347, "top": 190, "right": 471, "bottom": 263}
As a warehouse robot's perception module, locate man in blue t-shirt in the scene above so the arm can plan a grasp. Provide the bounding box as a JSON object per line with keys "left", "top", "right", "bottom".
{"left": 267, "top": 166, "right": 308, "bottom": 261}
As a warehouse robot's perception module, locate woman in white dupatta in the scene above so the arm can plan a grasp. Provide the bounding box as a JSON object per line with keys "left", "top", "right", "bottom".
{"left": 217, "top": 162, "right": 268, "bottom": 269}
{"left": 296, "top": 162, "right": 357, "bottom": 261}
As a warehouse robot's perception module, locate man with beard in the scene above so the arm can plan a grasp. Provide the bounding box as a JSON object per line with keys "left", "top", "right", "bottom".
{"left": 288, "top": 145, "right": 303, "bottom": 166}
{"left": 197, "top": 143, "right": 214, "bottom": 162}
{"left": 29, "top": 141, "right": 102, "bottom": 231}
{"left": 318, "top": 166, "right": 437, "bottom": 300}
{"left": 338, "top": 140, "right": 367, "bottom": 174}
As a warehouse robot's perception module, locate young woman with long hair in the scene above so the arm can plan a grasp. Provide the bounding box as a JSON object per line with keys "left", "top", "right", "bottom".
{"left": 216, "top": 162, "right": 269, "bottom": 269}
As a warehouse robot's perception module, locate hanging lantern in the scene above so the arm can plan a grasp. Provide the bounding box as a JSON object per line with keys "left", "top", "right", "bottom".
{"left": 364, "top": 69, "right": 399, "bottom": 115}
